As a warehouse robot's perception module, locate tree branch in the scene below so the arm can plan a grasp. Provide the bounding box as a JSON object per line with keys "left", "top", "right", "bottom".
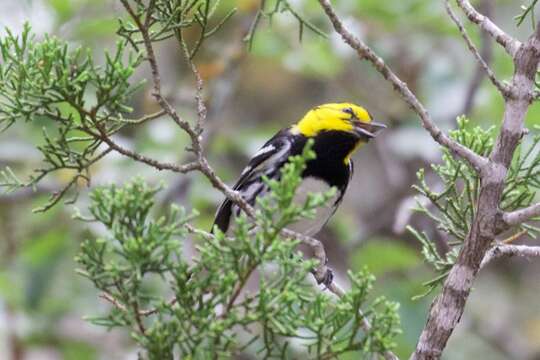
{"left": 318, "top": 0, "right": 487, "bottom": 173}
{"left": 445, "top": 0, "right": 512, "bottom": 98}
{"left": 100, "top": 292, "right": 178, "bottom": 317}
{"left": 481, "top": 244, "right": 540, "bottom": 268}
{"left": 455, "top": 0, "right": 521, "bottom": 56}
{"left": 93, "top": 122, "right": 201, "bottom": 173}
{"left": 460, "top": 0, "right": 494, "bottom": 116}
{"left": 120, "top": 0, "right": 202, "bottom": 151}
{"left": 413, "top": 21, "right": 540, "bottom": 360}
{"left": 317, "top": 1, "right": 540, "bottom": 359}
{"left": 502, "top": 202, "right": 540, "bottom": 226}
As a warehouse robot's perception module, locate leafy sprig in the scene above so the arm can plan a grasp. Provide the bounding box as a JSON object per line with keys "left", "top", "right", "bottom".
{"left": 244, "top": 0, "right": 327, "bottom": 49}
{"left": 76, "top": 144, "right": 400, "bottom": 359}
{"left": 410, "top": 117, "right": 540, "bottom": 295}
{"left": 515, "top": 0, "right": 539, "bottom": 28}
{"left": 117, "top": 0, "right": 236, "bottom": 59}
{"left": 0, "top": 23, "right": 142, "bottom": 211}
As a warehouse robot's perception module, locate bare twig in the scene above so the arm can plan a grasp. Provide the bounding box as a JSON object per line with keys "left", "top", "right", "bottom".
{"left": 120, "top": 0, "right": 202, "bottom": 149}
{"left": 100, "top": 292, "right": 128, "bottom": 312}
{"left": 455, "top": 0, "right": 521, "bottom": 56}
{"left": 445, "top": 0, "right": 512, "bottom": 98}
{"left": 461, "top": 0, "right": 494, "bottom": 116}
{"left": 94, "top": 123, "right": 202, "bottom": 173}
{"left": 502, "top": 202, "right": 540, "bottom": 226}
{"left": 481, "top": 244, "right": 540, "bottom": 268}
{"left": 99, "top": 292, "right": 178, "bottom": 317}
{"left": 112, "top": 109, "right": 166, "bottom": 125}
{"left": 318, "top": 0, "right": 487, "bottom": 173}
{"left": 501, "top": 229, "right": 528, "bottom": 244}
{"left": 119, "top": 0, "right": 254, "bottom": 216}
{"left": 131, "top": 301, "right": 146, "bottom": 335}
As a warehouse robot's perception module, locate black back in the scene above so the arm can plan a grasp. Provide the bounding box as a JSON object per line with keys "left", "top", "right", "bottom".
{"left": 212, "top": 129, "right": 359, "bottom": 233}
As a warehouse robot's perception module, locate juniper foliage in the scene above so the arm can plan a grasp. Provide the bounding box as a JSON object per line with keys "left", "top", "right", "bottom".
{"left": 75, "top": 144, "right": 400, "bottom": 359}
{"left": 0, "top": 23, "right": 142, "bottom": 212}
{"left": 409, "top": 117, "right": 540, "bottom": 296}
{"left": 515, "top": 0, "right": 539, "bottom": 28}
{"left": 0, "top": 1, "right": 405, "bottom": 357}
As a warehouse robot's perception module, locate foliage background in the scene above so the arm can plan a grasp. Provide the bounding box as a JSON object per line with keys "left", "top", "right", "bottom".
{"left": 1, "top": 0, "right": 540, "bottom": 359}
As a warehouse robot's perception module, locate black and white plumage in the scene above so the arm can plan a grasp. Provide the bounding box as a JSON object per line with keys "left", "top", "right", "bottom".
{"left": 212, "top": 103, "right": 386, "bottom": 236}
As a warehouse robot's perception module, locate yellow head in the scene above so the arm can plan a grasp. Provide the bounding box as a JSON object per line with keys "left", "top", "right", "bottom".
{"left": 292, "top": 103, "right": 385, "bottom": 164}
{"left": 292, "top": 103, "right": 385, "bottom": 139}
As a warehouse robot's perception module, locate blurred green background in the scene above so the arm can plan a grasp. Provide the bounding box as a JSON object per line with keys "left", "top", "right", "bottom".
{"left": 1, "top": 0, "right": 540, "bottom": 359}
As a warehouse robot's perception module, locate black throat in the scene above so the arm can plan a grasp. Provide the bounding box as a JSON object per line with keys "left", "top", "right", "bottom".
{"left": 294, "top": 130, "right": 360, "bottom": 190}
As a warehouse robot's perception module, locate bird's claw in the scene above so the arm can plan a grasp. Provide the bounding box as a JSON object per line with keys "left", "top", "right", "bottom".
{"left": 312, "top": 267, "right": 334, "bottom": 287}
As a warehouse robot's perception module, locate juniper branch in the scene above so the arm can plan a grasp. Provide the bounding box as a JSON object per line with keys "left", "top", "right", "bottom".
{"left": 318, "top": 0, "right": 487, "bottom": 173}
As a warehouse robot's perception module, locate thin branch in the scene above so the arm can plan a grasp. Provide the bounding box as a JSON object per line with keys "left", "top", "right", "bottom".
{"left": 99, "top": 292, "right": 178, "bottom": 317}
{"left": 445, "top": 0, "right": 512, "bottom": 98}
{"left": 94, "top": 123, "right": 201, "bottom": 173}
{"left": 455, "top": 0, "right": 521, "bottom": 56}
{"left": 318, "top": 0, "right": 487, "bottom": 173}
{"left": 501, "top": 229, "right": 528, "bottom": 244}
{"left": 112, "top": 109, "right": 166, "bottom": 125}
{"left": 461, "top": 0, "right": 494, "bottom": 116}
{"left": 192, "top": 64, "right": 207, "bottom": 135}
{"left": 131, "top": 300, "right": 147, "bottom": 335}
{"left": 119, "top": 0, "right": 252, "bottom": 215}
{"left": 481, "top": 244, "right": 540, "bottom": 268}
{"left": 502, "top": 202, "right": 540, "bottom": 226}
{"left": 120, "top": 0, "right": 202, "bottom": 149}
{"left": 100, "top": 292, "right": 128, "bottom": 311}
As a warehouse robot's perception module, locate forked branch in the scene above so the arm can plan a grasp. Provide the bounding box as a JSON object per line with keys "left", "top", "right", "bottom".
{"left": 481, "top": 244, "right": 540, "bottom": 268}
{"left": 445, "top": 0, "right": 512, "bottom": 98}
{"left": 317, "top": 1, "right": 540, "bottom": 359}
{"left": 456, "top": 0, "right": 521, "bottom": 56}
{"left": 318, "top": 0, "right": 487, "bottom": 173}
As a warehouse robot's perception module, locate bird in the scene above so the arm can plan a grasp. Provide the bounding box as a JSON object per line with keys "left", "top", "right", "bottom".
{"left": 212, "top": 102, "right": 386, "bottom": 238}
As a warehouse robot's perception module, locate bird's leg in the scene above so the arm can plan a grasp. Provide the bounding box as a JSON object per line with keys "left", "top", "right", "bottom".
{"left": 319, "top": 267, "right": 334, "bottom": 287}
{"left": 310, "top": 256, "right": 334, "bottom": 287}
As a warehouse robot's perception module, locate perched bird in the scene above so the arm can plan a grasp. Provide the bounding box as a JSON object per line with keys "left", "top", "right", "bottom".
{"left": 213, "top": 102, "right": 386, "bottom": 236}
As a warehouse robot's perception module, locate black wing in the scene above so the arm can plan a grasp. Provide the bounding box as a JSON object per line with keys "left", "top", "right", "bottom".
{"left": 212, "top": 128, "right": 296, "bottom": 233}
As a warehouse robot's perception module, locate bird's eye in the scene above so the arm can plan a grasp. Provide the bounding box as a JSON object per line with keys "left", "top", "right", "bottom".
{"left": 343, "top": 107, "right": 354, "bottom": 116}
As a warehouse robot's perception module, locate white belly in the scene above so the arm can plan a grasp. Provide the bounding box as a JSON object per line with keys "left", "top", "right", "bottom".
{"left": 286, "top": 177, "right": 340, "bottom": 236}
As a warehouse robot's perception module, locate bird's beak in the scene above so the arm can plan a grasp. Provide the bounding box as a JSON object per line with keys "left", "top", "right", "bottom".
{"left": 353, "top": 121, "right": 387, "bottom": 139}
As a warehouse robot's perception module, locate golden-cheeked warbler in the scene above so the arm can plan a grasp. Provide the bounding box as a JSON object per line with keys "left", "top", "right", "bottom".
{"left": 213, "top": 103, "right": 385, "bottom": 237}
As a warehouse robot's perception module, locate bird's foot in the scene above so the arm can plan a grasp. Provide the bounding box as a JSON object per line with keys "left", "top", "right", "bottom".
{"left": 312, "top": 267, "right": 334, "bottom": 287}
